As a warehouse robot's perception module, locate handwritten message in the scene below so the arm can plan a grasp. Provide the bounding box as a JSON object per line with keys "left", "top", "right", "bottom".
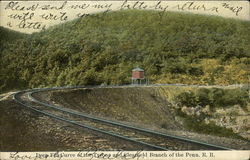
{"left": 0, "top": 0, "right": 248, "bottom": 33}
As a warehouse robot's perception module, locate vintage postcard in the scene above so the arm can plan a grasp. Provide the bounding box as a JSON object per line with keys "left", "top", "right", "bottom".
{"left": 0, "top": 0, "right": 249, "bottom": 160}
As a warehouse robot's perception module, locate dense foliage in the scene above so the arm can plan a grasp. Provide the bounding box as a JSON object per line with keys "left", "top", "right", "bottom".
{"left": 1, "top": 10, "right": 250, "bottom": 92}
{"left": 0, "top": 27, "right": 26, "bottom": 46}
{"left": 175, "top": 111, "right": 244, "bottom": 139}
{"left": 174, "top": 88, "right": 249, "bottom": 109}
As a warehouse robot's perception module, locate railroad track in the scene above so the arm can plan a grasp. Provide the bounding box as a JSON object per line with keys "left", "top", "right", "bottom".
{"left": 13, "top": 86, "right": 233, "bottom": 150}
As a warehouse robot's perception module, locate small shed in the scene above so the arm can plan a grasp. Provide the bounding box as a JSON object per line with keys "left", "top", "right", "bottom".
{"left": 131, "top": 67, "right": 149, "bottom": 85}
{"left": 132, "top": 67, "right": 145, "bottom": 79}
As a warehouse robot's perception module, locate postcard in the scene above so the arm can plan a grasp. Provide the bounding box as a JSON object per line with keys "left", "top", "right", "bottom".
{"left": 0, "top": 0, "right": 249, "bottom": 160}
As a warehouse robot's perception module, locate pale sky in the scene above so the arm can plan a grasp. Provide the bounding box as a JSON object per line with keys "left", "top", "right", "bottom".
{"left": 0, "top": 1, "right": 249, "bottom": 34}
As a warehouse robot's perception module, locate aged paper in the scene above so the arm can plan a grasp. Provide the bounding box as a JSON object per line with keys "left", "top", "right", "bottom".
{"left": 0, "top": 1, "right": 249, "bottom": 33}
{"left": 0, "top": 0, "right": 249, "bottom": 160}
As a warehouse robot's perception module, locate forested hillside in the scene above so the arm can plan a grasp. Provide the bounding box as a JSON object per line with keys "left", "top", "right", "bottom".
{"left": 1, "top": 10, "right": 250, "bottom": 92}
{"left": 0, "top": 27, "right": 27, "bottom": 50}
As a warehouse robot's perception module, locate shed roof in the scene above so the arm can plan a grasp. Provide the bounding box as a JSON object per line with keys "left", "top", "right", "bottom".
{"left": 132, "top": 67, "right": 144, "bottom": 71}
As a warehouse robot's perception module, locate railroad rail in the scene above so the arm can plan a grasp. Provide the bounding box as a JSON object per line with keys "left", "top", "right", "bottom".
{"left": 13, "top": 86, "right": 234, "bottom": 150}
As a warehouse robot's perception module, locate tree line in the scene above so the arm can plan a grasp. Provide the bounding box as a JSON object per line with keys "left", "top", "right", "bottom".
{"left": 1, "top": 10, "right": 249, "bottom": 92}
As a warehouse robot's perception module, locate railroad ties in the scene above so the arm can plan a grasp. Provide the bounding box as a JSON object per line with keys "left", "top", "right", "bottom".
{"left": 13, "top": 87, "right": 233, "bottom": 151}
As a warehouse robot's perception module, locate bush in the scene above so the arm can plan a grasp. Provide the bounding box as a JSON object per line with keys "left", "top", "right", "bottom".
{"left": 196, "top": 88, "right": 211, "bottom": 106}
{"left": 208, "top": 88, "right": 226, "bottom": 108}
{"left": 175, "top": 91, "right": 197, "bottom": 107}
{"left": 187, "top": 66, "right": 204, "bottom": 76}
{"left": 184, "top": 116, "right": 243, "bottom": 139}
{"left": 222, "top": 89, "right": 249, "bottom": 109}
{"left": 174, "top": 88, "right": 249, "bottom": 109}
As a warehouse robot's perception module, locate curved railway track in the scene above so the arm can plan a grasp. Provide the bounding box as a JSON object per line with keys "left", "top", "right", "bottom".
{"left": 13, "top": 86, "right": 233, "bottom": 150}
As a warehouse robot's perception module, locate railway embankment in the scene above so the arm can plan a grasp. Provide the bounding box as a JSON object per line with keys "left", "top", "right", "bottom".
{"left": 1, "top": 86, "right": 249, "bottom": 150}
{"left": 0, "top": 93, "right": 140, "bottom": 151}
{"left": 48, "top": 87, "right": 180, "bottom": 130}
{"left": 43, "top": 86, "right": 249, "bottom": 149}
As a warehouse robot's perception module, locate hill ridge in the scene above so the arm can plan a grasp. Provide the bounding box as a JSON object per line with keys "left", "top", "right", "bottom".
{"left": 0, "top": 10, "right": 249, "bottom": 92}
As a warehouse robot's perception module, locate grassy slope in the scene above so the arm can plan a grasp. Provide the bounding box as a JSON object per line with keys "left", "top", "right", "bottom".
{"left": 1, "top": 10, "right": 250, "bottom": 92}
